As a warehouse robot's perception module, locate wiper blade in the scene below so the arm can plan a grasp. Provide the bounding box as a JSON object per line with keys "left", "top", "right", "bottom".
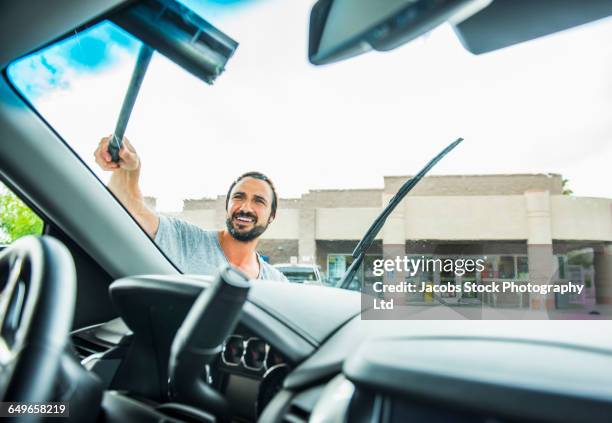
{"left": 340, "top": 137, "right": 463, "bottom": 288}
{"left": 352, "top": 137, "right": 463, "bottom": 257}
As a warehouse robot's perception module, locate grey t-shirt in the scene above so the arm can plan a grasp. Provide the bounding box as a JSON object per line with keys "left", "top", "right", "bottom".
{"left": 154, "top": 216, "right": 288, "bottom": 282}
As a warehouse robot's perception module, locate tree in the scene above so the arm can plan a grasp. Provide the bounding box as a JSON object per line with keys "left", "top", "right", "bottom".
{"left": 0, "top": 186, "right": 43, "bottom": 243}
{"left": 562, "top": 178, "right": 573, "bottom": 196}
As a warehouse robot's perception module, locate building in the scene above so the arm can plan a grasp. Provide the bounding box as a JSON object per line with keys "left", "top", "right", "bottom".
{"left": 159, "top": 174, "right": 612, "bottom": 309}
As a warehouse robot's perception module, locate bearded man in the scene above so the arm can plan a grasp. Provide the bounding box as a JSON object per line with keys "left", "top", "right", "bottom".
{"left": 94, "top": 136, "right": 287, "bottom": 281}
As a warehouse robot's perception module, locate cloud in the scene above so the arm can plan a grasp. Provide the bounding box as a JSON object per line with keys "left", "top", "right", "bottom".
{"left": 6, "top": 1, "right": 264, "bottom": 98}
{"left": 8, "top": 22, "right": 139, "bottom": 99}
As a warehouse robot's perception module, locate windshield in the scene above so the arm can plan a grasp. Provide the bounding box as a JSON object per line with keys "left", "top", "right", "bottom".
{"left": 7, "top": 0, "right": 612, "bottom": 319}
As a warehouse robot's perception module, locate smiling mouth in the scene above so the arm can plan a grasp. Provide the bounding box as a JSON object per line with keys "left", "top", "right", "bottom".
{"left": 234, "top": 215, "right": 256, "bottom": 225}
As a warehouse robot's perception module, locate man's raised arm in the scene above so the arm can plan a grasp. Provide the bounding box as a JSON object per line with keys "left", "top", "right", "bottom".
{"left": 94, "top": 136, "right": 160, "bottom": 238}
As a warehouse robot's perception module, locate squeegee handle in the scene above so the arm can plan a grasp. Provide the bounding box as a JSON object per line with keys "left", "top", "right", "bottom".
{"left": 109, "top": 45, "right": 154, "bottom": 162}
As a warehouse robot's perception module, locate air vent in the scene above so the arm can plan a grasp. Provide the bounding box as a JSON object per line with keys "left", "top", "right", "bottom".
{"left": 71, "top": 335, "right": 111, "bottom": 361}
{"left": 71, "top": 319, "right": 132, "bottom": 362}
{"left": 282, "top": 403, "right": 311, "bottom": 423}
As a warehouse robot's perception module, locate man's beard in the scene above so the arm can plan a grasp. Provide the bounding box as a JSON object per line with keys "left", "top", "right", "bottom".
{"left": 226, "top": 211, "right": 269, "bottom": 242}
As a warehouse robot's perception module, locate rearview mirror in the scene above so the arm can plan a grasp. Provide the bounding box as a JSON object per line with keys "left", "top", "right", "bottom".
{"left": 308, "top": 0, "right": 490, "bottom": 65}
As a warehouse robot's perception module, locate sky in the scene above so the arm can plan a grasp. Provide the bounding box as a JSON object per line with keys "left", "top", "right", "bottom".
{"left": 7, "top": 0, "right": 612, "bottom": 211}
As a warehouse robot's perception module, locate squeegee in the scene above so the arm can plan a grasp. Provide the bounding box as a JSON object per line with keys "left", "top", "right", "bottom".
{"left": 108, "top": 0, "right": 239, "bottom": 162}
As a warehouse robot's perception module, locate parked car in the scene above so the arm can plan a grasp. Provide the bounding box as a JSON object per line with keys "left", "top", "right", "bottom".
{"left": 273, "top": 263, "right": 323, "bottom": 284}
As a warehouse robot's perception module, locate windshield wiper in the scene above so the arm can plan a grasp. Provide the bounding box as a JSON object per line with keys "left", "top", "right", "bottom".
{"left": 339, "top": 137, "right": 463, "bottom": 289}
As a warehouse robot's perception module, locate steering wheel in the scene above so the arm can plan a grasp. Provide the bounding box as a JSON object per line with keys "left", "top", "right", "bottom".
{"left": 0, "top": 236, "right": 76, "bottom": 402}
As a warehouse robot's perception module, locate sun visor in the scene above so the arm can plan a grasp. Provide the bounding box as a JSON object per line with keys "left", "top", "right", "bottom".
{"left": 454, "top": 0, "right": 612, "bottom": 54}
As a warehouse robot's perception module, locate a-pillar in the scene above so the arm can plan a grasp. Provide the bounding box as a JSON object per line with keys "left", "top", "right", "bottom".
{"left": 524, "top": 190, "right": 555, "bottom": 310}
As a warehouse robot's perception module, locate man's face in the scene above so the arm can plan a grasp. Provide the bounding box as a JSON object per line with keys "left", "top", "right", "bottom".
{"left": 225, "top": 177, "right": 274, "bottom": 242}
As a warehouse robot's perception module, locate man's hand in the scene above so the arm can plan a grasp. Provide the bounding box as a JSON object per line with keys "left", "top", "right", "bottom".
{"left": 93, "top": 135, "right": 159, "bottom": 238}
{"left": 94, "top": 135, "right": 140, "bottom": 172}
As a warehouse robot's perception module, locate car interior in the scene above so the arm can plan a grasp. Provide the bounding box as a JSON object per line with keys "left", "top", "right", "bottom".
{"left": 1, "top": 0, "right": 612, "bottom": 422}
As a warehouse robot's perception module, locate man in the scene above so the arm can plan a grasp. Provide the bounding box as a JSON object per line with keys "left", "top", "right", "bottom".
{"left": 94, "top": 136, "right": 287, "bottom": 282}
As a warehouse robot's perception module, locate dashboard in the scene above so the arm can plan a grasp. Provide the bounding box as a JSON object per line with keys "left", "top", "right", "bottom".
{"left": 75, "top": 276, "right": 363, "bottom": 421}
{"left": 73, "top": 275, "right": 612, "bottom": 423}
{"left": 73, "top": 320, "right": 294, "bottom": 421}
